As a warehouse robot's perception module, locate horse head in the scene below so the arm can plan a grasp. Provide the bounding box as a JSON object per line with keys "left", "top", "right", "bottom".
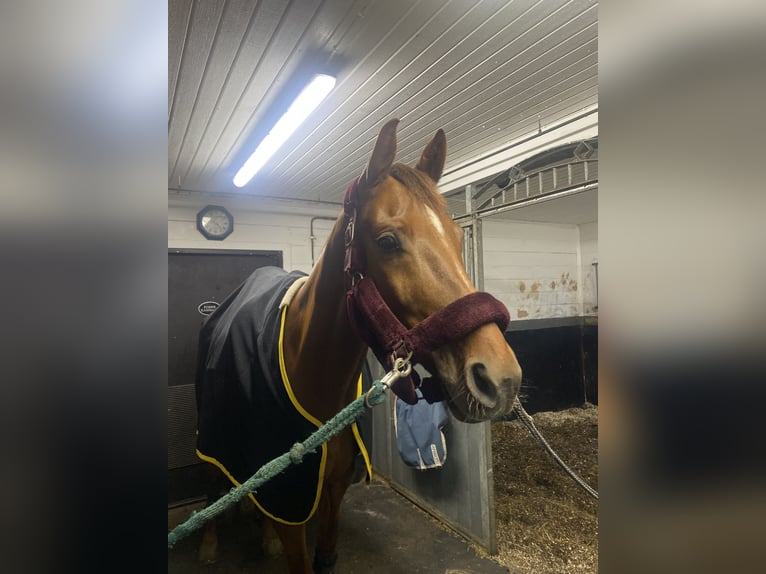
{"left": 348, "top": 119, "right": 522, "bottom": 422}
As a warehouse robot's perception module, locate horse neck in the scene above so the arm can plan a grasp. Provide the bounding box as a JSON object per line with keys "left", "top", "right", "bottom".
{"left": 281, "top": 213, "right": 368, "bottom": 422}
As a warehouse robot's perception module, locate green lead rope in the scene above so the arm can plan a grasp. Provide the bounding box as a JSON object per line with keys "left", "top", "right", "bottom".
{"left": 167, "top": 379, "right": 387, "bottom": 549}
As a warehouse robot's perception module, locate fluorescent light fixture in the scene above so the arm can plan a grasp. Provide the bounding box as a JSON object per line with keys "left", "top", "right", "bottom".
{"left": 233, "top": 73, "right": 336, "bottom": 188}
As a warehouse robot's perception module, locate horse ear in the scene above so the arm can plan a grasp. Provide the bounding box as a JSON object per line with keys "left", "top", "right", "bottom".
{"left": 363, "top": 118, "right": 399, "bottom": 188}
{"left": 415, "top": 129, "right": 446, "bottom": 183}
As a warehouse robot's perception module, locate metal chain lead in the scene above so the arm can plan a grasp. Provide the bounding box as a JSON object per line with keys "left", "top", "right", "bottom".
{"left": 512, "top": 399, "right": 599, "bottom": 500}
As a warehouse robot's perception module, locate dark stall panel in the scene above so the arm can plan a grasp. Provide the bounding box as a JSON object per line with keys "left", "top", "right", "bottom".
{"left": 504, "top": 317, "right": 598, "bottom": 414}
{"left": 581, "top": 320, "right": 598, "bottom": 404}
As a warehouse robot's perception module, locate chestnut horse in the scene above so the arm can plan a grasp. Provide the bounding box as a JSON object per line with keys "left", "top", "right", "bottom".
{"left": 195, "top": 119, "right": 522, "bottom": 573}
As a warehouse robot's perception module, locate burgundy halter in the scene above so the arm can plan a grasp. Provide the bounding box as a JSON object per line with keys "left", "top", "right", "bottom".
{"left": 342, "top": 176, "right": 511, "bottom": 405}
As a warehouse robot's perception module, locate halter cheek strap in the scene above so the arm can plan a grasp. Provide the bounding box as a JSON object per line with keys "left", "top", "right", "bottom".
{"left": 343, "top": 176, "right": 365, "bottom": 282}
{"left": 343, "top": 177, "right": 511, "bottom": 405}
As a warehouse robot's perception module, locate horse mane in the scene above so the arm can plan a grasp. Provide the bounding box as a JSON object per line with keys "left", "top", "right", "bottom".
{"left": 389, "top": 163, "right": 447, "bottom": 213}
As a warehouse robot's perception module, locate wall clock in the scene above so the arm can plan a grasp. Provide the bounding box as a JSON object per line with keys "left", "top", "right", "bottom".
{"left": 196, "top": 205, "right": 234, "bottom": 241}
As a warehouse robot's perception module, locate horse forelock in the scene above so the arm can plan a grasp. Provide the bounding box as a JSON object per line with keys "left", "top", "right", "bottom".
{"left": 389, "top": 163, "right": 447, "bottom": 213}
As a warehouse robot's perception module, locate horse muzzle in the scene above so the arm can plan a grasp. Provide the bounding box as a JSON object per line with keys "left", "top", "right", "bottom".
{"left": 434, "top": 323, "right": 522, "bottom": 422}
{"left": 442, "top": 370, "right": 520, "bottom": 423}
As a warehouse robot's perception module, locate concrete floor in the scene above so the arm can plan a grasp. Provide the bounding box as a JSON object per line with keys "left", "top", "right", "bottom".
{"left": 168, "top": 480, "right": 510, "bottom": 574}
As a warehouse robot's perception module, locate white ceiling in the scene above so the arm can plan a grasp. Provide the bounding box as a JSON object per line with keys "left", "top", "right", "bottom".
{"left": 169, "top": 0, "right": 598, "bottom": 205}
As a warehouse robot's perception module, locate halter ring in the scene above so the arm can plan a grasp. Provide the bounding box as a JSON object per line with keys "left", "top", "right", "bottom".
{"left": 379, "top": 354, "right": 412, "bottom": 389}
{"left": 363, "top": 385, "right": 379, "bottom": 408}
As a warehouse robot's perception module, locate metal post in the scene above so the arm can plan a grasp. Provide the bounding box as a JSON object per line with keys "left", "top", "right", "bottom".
{"left": 472, "top": 216, "right": 484, "bottom": 291}
{"left": 462, "top": 224, "right": 474, "bottom": 280}
{"left": 592, "top": 259, "right": 598, "bottom": 310}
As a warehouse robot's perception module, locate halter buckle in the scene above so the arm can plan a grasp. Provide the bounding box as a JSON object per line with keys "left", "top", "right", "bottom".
{"left": 390, "top": 341, "right": 413, "bottom": 364}
{"left": 344, "top": 211, "right": 356, "bottom": 247}
{"left": 351, "top": 272, "right": 364, "bottom": 287}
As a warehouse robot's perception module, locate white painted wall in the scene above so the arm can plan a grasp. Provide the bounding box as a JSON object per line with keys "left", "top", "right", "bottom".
{"left": 168, "top": 195, "right": 339, "bottom": 273}
{"left": 482, "top": 219, "right": 597, "bottom": 321}
{"left": 168, "top": 194, "right": 598, "bottom": 318}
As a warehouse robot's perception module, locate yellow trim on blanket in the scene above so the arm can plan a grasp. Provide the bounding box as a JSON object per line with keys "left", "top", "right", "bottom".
{"left": 195, "top": 295, "right": 373, "bottom": 526}
{"left": 194, "top": 449, "right": 263, "bottom": 512}
{"left": 278, "top": 305, "right": 324, "bottom": 427}
{"left": 196, "top": 444, "right": 324, "bottom": 526}
{"left": 193, "top": 303, "right": 327, "bottom": 526}
{"left": 351, "top": 374, "right": 373, "bottom": 481}
{"left": 278, "top": 304, "right": 372, "bottom": 483}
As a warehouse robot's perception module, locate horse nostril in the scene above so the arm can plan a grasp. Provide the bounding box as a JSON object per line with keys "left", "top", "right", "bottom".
{"left": 469, "top": 363, "right": 498, "bottom": 409}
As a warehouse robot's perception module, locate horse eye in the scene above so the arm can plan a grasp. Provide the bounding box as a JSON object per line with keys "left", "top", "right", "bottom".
{"left": 376, "top": 234, "right": 399, "bottom": 252}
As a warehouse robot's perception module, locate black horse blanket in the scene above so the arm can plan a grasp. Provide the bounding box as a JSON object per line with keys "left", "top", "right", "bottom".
{"left": 195, "top": 266, "right": 372, "bottom": 525}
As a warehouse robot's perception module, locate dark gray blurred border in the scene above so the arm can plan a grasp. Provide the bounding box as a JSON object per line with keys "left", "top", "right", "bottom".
{"left": 601, "top": 1, "right": 766, "bottom": 573}
{"left": 1, "top": 1, "right": 765, "bottom": 573}
{"left": 0, "top": 2, "right": 167, "bottom": 572}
